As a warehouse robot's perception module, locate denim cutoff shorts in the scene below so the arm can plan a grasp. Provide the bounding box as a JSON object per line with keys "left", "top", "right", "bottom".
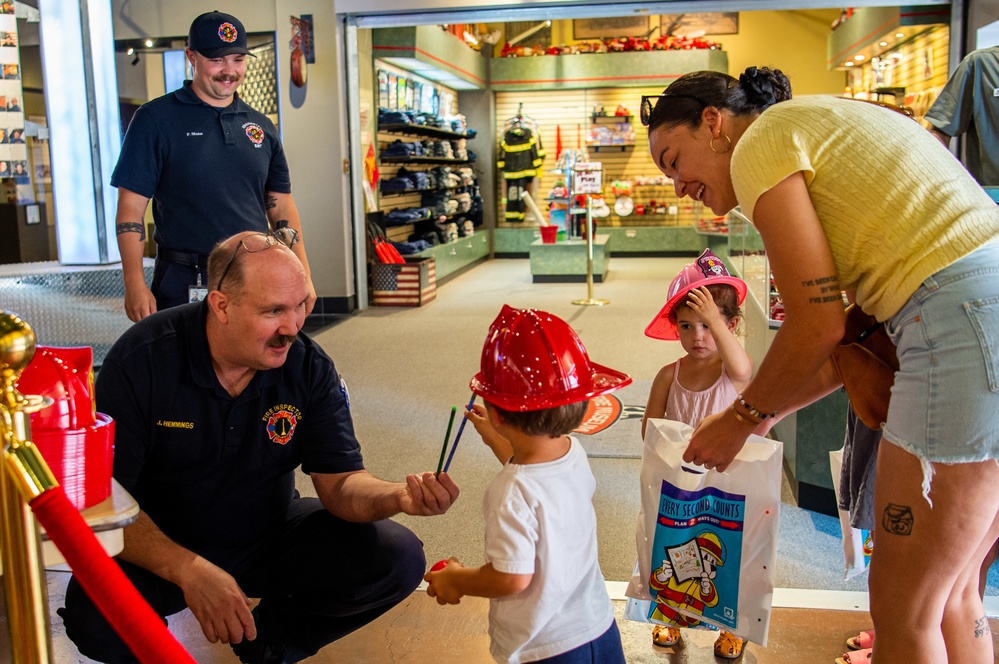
{"left": 882, "top": 241, "right": 999, "bottom": 463}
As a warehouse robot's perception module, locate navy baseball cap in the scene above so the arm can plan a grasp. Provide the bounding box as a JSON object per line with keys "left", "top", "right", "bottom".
{"left": 187, "top": 10, "right": 254, "bottom": 58}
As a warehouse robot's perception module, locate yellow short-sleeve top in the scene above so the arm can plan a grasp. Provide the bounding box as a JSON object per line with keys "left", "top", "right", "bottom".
{"left": 731, "top": 95, "right": 999, "bottom": 322}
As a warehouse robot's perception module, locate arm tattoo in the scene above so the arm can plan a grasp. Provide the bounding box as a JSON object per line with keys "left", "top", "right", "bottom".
{"left": 801, "top": 274, "right": 841, "bottom": 304}
{"left": 116, "top": 222, "right": 146, "bottom": 241}
{"left": 975, "top": 616, "right": 991, "bottom": 638}
{"left": 881, "top": 503, "right": 914, "bottom": 536}
{"left": 265, "top": 194, "right": 277, "bottom": 210}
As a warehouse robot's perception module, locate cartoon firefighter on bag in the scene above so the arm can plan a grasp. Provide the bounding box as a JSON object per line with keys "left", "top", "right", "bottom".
{"left": 648, "top": 531, "right": 726, "bottom": 627}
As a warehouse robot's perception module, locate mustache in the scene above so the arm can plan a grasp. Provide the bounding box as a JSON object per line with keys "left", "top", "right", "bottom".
{"left": 213, "top": 75, "right": 240, "bottom": 83}
{"left": 268, "top": 334, "right": 296, "bottom": 347}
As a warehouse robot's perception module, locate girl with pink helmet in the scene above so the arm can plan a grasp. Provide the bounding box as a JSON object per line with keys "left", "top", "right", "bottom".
{"left": 642, "top": 248, "right": 753, "bottom": 659}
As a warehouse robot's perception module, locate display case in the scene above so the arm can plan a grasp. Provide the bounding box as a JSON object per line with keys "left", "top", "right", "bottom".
{"left": 726, "top": 208, "right": 782, "bottom": 325}
{"left": 726, "top": 207, "right": 845, "bottom": 517}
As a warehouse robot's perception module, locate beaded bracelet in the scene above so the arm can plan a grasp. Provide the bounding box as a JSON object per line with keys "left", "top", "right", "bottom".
{"left": 736, "top": 394, "right": 777, "bottom": 421}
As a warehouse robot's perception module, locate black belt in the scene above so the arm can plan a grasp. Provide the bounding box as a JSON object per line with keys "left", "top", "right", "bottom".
{"left": 156, "top": 247, "right": 209, "bottom": 268}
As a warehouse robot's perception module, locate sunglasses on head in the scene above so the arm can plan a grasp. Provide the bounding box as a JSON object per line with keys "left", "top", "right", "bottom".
{"left": 215, "top": 227, "right": 300, "bottom": 292}
{"left": 639, "top": 93, "right": 706, "bottom": 126}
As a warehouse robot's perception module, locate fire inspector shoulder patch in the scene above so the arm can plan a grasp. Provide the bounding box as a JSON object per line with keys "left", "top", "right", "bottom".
{"left": 263, "top": 403, "right": 303, "bottom": 445}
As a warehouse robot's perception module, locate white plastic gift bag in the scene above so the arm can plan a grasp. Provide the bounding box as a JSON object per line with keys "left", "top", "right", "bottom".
{"left": 829, "top": 447, "right": 873, "bottom": 580}
{"left": 625, "top": 419, "right": 782, "bottom": 646}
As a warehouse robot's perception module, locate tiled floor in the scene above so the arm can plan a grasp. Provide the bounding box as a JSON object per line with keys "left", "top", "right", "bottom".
{"left": 23, "top": 577, "right": 999, "bottom": 663}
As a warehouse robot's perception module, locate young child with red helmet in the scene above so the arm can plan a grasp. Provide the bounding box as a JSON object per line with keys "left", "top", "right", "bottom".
{"left": 642, "top": 248, "right": 753, "bottom": 659}
{"left": 424, "top": 305, "right": 631, "bottom": 664}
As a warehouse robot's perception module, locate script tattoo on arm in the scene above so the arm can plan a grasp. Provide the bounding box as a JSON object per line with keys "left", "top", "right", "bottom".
{"left": 801, "top": 274, "right": 842, "bottom": 304}
{"left": 975, "top": 616, "right": 991, "bottom": 638}
{"left": 265, "top": 194, "right": 277, "bottom": 210}
{"left": 116, "top": 222, "right": 146, "bottom": 241}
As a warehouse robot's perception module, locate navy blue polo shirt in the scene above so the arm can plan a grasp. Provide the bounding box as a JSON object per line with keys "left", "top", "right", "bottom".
{"left": 111, "top": 81, "right": 292, "bottom": 256}
{"left": 95, "top": 301, "right": 363, "bottom": 564}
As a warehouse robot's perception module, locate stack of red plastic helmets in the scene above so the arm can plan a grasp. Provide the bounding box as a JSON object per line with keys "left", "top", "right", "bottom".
{"left": 15, "top": 346, "right": 114, "bottom": 510}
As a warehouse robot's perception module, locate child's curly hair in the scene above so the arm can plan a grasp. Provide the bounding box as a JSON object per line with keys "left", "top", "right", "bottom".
{"left": 667, "top": 283, "right": 743, "bottom": 331}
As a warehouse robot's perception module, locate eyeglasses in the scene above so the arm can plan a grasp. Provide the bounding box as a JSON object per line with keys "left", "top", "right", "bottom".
{"left": 640, "top": 93, "right": 706, "bottom": 126}
{"left": 215, "top": 227, "right": 300, "bottom": 292}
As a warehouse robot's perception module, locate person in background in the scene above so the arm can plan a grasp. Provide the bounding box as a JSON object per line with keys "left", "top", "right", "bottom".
{"left": 924, "top": 45, "right": 999, "bottom": 186}
{"left": 640, "top": 248, "right": 753, "bottom": 659}
{"left": 642, "top": 66, "right": 999, "bottom": 663}
{"left": 58, "top": 230, "right": 459, "bottom": 664}
{"left": 428, "top": 305, "right": 630, "bottom": 664}
{"left": 112, "top": 10, "right": 316, "bottom": 322}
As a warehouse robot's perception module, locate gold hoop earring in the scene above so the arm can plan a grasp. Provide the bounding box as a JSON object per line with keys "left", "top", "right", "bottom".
{"left": 709, "top": 134, "right": 732, "bottom": 154}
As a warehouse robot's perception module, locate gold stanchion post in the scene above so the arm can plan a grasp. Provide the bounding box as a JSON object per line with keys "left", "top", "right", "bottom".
{"left": 572, "top": 195, "right": 609, "bottom": 307}
{"left": 0, "top": 311, "right": 55, "bottom": 663}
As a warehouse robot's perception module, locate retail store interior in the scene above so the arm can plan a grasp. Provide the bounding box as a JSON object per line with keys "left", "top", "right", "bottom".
{"left": 3, "top": 1, "right": 999, "bottom": 662}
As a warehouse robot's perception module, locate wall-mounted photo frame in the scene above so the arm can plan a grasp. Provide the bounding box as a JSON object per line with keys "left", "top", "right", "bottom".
{"left": 660, "top": 13, "right": 739, "bottom": 37}
{"left": 573, "top": 16, "right": 650, "bottom": 40}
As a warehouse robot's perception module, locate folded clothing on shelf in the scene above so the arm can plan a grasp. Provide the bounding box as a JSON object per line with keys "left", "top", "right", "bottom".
{"left": 385, "top": 207, "right": 432, "bottom": 225}
{"left": 390, "top": 239, "right": 433, "bottom": 254}
{"left": 381, "top": 176, "right": 415, "bottom": 193}
{"left": 382, "top": 140, "right": 426, "bottom": 158}
{"left": 378, "top": 109, "right": 418, "bottom": 125}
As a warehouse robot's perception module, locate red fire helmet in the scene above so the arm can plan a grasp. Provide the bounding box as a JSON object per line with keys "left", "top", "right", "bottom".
{"left": 645, "top": 248, "right": 747, "bottom": 341}
{"left": 471, "top": 305, "right": 631, "bottom": 411}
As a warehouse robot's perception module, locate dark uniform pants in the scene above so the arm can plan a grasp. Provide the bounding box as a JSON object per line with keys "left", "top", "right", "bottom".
{"left": 58, "top": 498, "right": 425, "bottom": 663}
{"left": 151, "top": 257, "right": 209, "bottom": 311}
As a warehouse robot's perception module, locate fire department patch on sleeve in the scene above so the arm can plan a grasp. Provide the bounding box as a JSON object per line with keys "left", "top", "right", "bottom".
{"left": 263, "top": 404, "right": 303, "bottom": 445}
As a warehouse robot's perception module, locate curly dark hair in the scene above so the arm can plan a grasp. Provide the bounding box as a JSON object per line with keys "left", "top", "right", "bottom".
{"left": 646, "top": 66, "right": 792, "bottom": 132}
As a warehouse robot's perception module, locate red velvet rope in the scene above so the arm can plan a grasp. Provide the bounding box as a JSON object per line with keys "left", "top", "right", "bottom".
{"left": 29, "top": 488, "right": 196, "bottom": 664}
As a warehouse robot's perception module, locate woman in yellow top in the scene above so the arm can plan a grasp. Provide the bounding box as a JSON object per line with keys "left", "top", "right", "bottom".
{"left": 642, "top": 66, "right": 999, "bottom": 664}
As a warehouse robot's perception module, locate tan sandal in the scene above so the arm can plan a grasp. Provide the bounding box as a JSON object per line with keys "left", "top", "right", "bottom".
{"left": 652, "top": 625, "right": 680, "bottom": 647}
{"left": 847, "top": 629, "right": 874, "bottom": 650}
{"left": 714, "top": 631, "right": 745, "bottom": 659}
{"left": 836, "top": 648, "right": 872, "bottom": 664}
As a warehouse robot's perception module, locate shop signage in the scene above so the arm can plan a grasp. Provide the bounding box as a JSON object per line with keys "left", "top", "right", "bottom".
{"left": 574, "top": 162, "right": 602, "bottom": 194}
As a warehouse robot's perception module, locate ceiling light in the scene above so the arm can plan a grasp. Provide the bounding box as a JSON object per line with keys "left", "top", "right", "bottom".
{"left": 879, "top": 41, "right": 888, "bottom": 47}
{"left": 854, "top": 55, "right": 865, "bottom": 61}
{"left": 895, "top": 32, "right": 905, "bottom": 38}
{"left": 844, "top": 62, "right": 854, "bottom": 67}
{"left": 144, "top": 39, "right": 154, "bottom": 48}
{"left": 126, "top": 47, "right": 134, "bottom": 56}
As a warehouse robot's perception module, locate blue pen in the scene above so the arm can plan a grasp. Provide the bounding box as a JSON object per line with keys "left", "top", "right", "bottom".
{"left": 443, "top": 394, "right": 476, "bottom": 473}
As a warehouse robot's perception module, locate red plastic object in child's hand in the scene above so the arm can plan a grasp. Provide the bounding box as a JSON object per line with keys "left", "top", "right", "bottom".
{"left": 431, "top": 559, "right": 448, "bottom": 572}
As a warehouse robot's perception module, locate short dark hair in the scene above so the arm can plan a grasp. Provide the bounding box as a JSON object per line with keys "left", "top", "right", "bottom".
{"left": 667, "top": 283, "right": 742, "bottom": 331}
{"left": 647, "top": 66, "right": 792, "bottom": 133}
{"left": 489, "top": 400, "right": 588, "bottom": 437}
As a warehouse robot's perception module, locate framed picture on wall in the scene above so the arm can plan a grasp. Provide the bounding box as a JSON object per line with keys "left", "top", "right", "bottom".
{"left": 659, "top": 13, "right": 739, "bottom": 36}
{"left": 573, "top": 16, "right": 650, "bottom": 40}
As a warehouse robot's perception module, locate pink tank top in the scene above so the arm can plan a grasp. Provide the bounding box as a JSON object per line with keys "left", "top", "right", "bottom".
{"left": 665, "top": 357, "right": 739, "bottom": 427}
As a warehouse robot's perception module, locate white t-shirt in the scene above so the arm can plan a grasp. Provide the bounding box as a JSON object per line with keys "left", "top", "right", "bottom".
{"left": 484, "top": 437, "right": 616, "bottom": 663}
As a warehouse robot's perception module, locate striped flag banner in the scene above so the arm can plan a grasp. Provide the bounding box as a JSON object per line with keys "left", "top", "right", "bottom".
{"left": 371, "top": 257, "right": 437, "bottom": 306}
